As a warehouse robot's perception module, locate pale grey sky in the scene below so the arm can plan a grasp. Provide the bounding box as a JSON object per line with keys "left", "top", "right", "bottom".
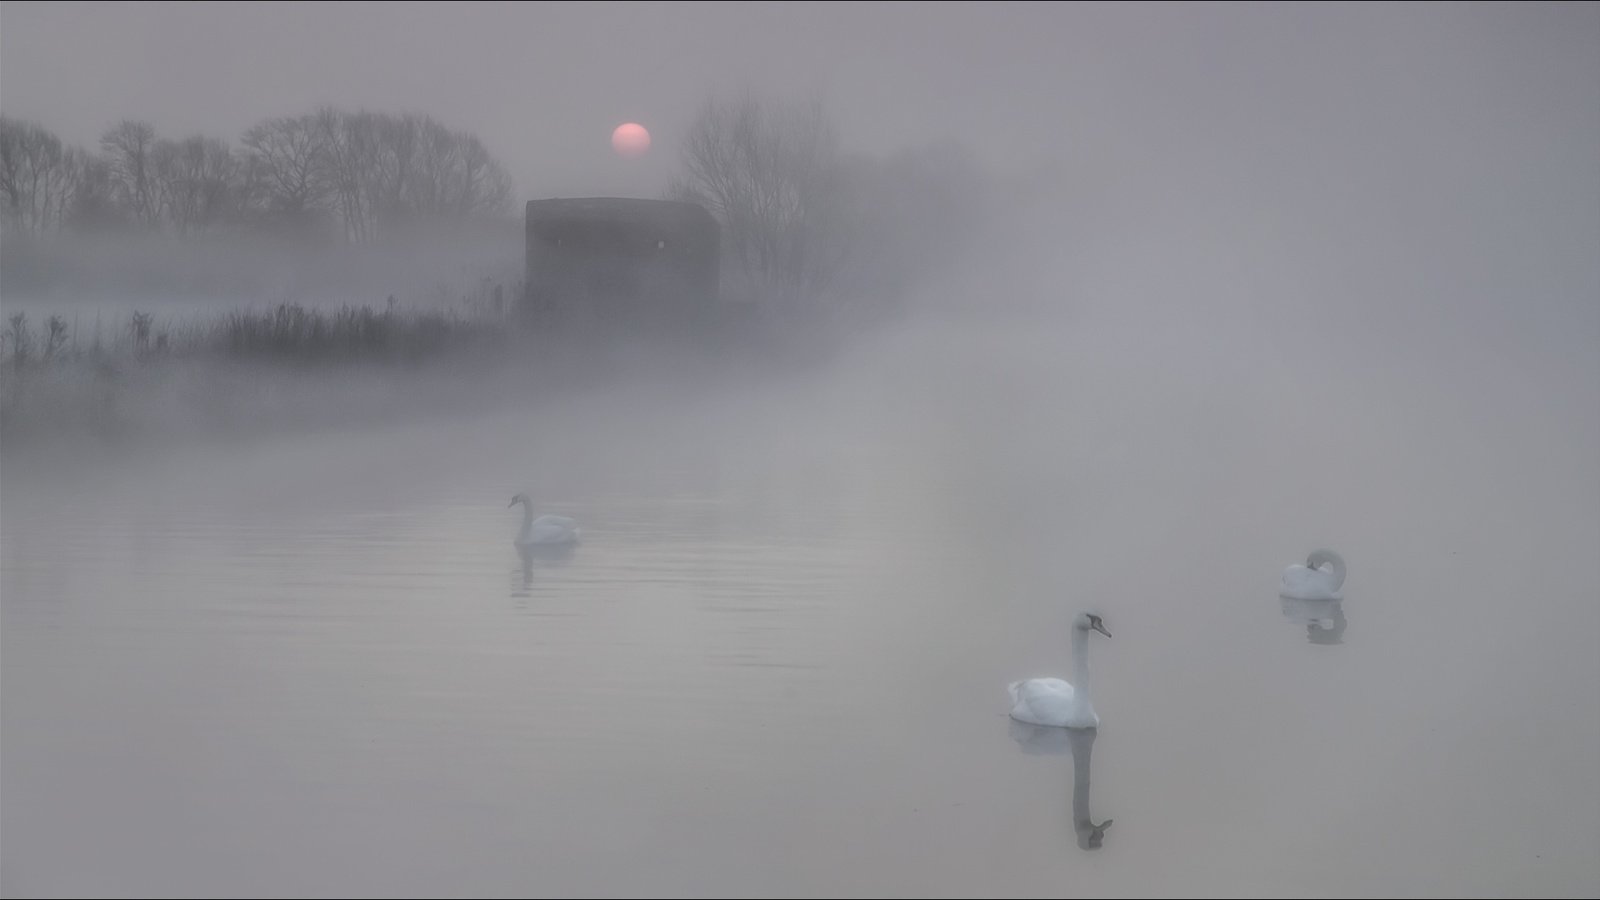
{"left": 5, "top": 2, "right": 1591, "bottom": 204}
{"left": 8, "top": 0, "right": 1116, "bottom": 199}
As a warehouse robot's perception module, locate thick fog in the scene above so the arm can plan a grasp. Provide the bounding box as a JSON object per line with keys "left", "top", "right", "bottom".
{"left": 2, "top": 3, "right": 1597, "bottom": 897}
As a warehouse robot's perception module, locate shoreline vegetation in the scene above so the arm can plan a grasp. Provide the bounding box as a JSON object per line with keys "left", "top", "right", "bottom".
{"left": 0, "top": 290, "right": 841, "bottom": 453}
{"left": 0, "top": 295, "right": 502, "bottom": 450}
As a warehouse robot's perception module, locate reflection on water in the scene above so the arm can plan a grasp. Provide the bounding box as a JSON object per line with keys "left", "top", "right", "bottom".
{"left": 1280, "top": 596, "right": 1348, "bottom": 645}
{"left": 3, "top": 308, "right": 1596, "bottom": 896}
{"left": 512, "top": 541, "right": 577, "bottom": 597}
{"left": 1009, "top": 721, "right": 1113, "bottom": 851}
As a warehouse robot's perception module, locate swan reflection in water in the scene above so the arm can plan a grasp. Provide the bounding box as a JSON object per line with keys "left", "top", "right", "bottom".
{"left": 512, "top": 541, "right": 577, "bottom": 598}
{"left": 1280, "top": 596, "right": 1347, "bottom": 645}
{"left": 1009, "top": 720, "right": 1113, "bottom": 850}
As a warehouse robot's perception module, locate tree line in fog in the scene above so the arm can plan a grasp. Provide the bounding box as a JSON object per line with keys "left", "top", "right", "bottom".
{"left": 0, "top": 108, "right": 514, "bottom": 243}
{"left": 673, "top": 94, "right": 987, "bottom": 315}
{"left": 3, "top": 93, "right": 987, "bottom": 318}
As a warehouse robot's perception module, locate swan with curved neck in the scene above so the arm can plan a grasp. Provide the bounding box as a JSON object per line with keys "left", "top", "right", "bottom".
{"left": 509, "top": 493, "right": 580, "bottom": 547}
{"left": 1008, "top": 612, "right": 1111, "bottom": 729}
{"left": 1280, "top": 549, "right": 1345, "bottom": 601}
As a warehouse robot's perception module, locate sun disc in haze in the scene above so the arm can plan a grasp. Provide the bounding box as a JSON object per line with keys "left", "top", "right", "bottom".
{"left": 611, "top": 123, "right": 651, "bottom": 158}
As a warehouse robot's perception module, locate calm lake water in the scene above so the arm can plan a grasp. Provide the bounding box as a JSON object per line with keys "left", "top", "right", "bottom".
{"left": 3, "top": 311, "right": 1597, "bottom": 897}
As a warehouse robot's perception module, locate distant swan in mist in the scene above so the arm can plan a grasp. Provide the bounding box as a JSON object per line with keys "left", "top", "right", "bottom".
{"left": 1008, "top": 612, "right": 1111, "bottom": 729}
{"left": 1280, "top": 549, "right": 1346, "bottom": 601}
{"left": 509, "top": 493, "right": 580, "bottom": 547}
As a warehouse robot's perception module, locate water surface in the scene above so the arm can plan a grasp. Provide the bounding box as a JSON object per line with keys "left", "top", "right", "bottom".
{"left": 4, "top": 312, "right": 1596, "bottom": 897}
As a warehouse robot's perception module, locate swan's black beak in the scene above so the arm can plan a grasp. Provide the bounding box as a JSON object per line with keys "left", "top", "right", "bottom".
{"left": 508, "top": 498, "right": 517, "bottom": 508}
{"left": 1092, "top": 622, "right": 1111, "bottom": 638}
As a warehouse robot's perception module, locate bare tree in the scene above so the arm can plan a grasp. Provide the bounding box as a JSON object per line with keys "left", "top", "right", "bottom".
{"left": 241, "top": 114, "right": 332, "bottom": 226}
{"left": 0, "top": 117, "right": 75, "bottom": 234}
{"left": 408, "top": 116, "right": 457, "bottom": 217}
{"left": 100, "top": 120, "right": 161, "bottom": 227}
{"left": 371, "top": 113, "right": 418, "bottom": 227}
{"left": 675, "top": 94, "right": 846, "bottom": 309}
{"left": 675, "top": 95, "right": 988, "bottom": 322}
{"left": 154, "top": 135, "right": 242, "bottom": 235}
{"left": 456, "top": 134, "right": 512, "bottom": 217}
{"left": 406, "top": 122, "right": 512, "bottom": 219}
{"left": 58, "top": 146, "right": 118, "bottom": 231}
{"left": 314, "top": 107, "right": 370, "bottom": 242}
{"left": 312, "top": 107, "right": 513, "bottom": 242}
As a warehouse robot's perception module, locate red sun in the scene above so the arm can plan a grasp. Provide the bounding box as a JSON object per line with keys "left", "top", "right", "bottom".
{"left": 611, "top": 122, "right": 651, "bottom": 158}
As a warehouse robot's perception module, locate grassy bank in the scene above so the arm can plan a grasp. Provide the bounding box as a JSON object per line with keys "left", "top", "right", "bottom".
{"left": 0, "top": 298, "right": 528, "bottom": 446}
{"left": 0, "top": 295, "right": 830, "bottom": 451}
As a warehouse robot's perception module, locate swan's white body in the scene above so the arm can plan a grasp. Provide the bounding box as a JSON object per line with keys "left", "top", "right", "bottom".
{"left": 510, "top": 494, "right": 580, "bottom": 547}
{"left": 1280, "top": 549, "right": 1346, "bottom": 601}
{"left": 1009, "top": 677, "right": 1096, "bottom": 729}
{"left": 1009, "top": 614, "right": 1108, "bottom": 730}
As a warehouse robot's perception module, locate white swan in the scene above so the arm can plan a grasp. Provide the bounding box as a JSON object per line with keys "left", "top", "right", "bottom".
{"left": 509, "top": 493, "right": 580, "bottom": 547}
{"left": 1008, "top": 612, "right": 1111, "bottom": 729}
{"left": 1280, "top": 549, "right": 1346, "bottom": 601}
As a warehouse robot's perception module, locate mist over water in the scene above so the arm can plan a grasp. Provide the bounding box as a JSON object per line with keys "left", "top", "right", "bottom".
{"left": 4, "top": 3, "right": 1598, "bottom": 897}
{"left": 5, "top": 281, "right": 1596, "bottom": 896}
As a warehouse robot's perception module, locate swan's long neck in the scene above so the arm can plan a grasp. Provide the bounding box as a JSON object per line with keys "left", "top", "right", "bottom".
{"left": 1071, "top": 626, "right": 1093, "bottom": 713}
{"left": 517, "top": 500, "right": 534, "bottom": 540}
{"left": 1307, "top": 549, "right": 1346, "bottom": 590}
